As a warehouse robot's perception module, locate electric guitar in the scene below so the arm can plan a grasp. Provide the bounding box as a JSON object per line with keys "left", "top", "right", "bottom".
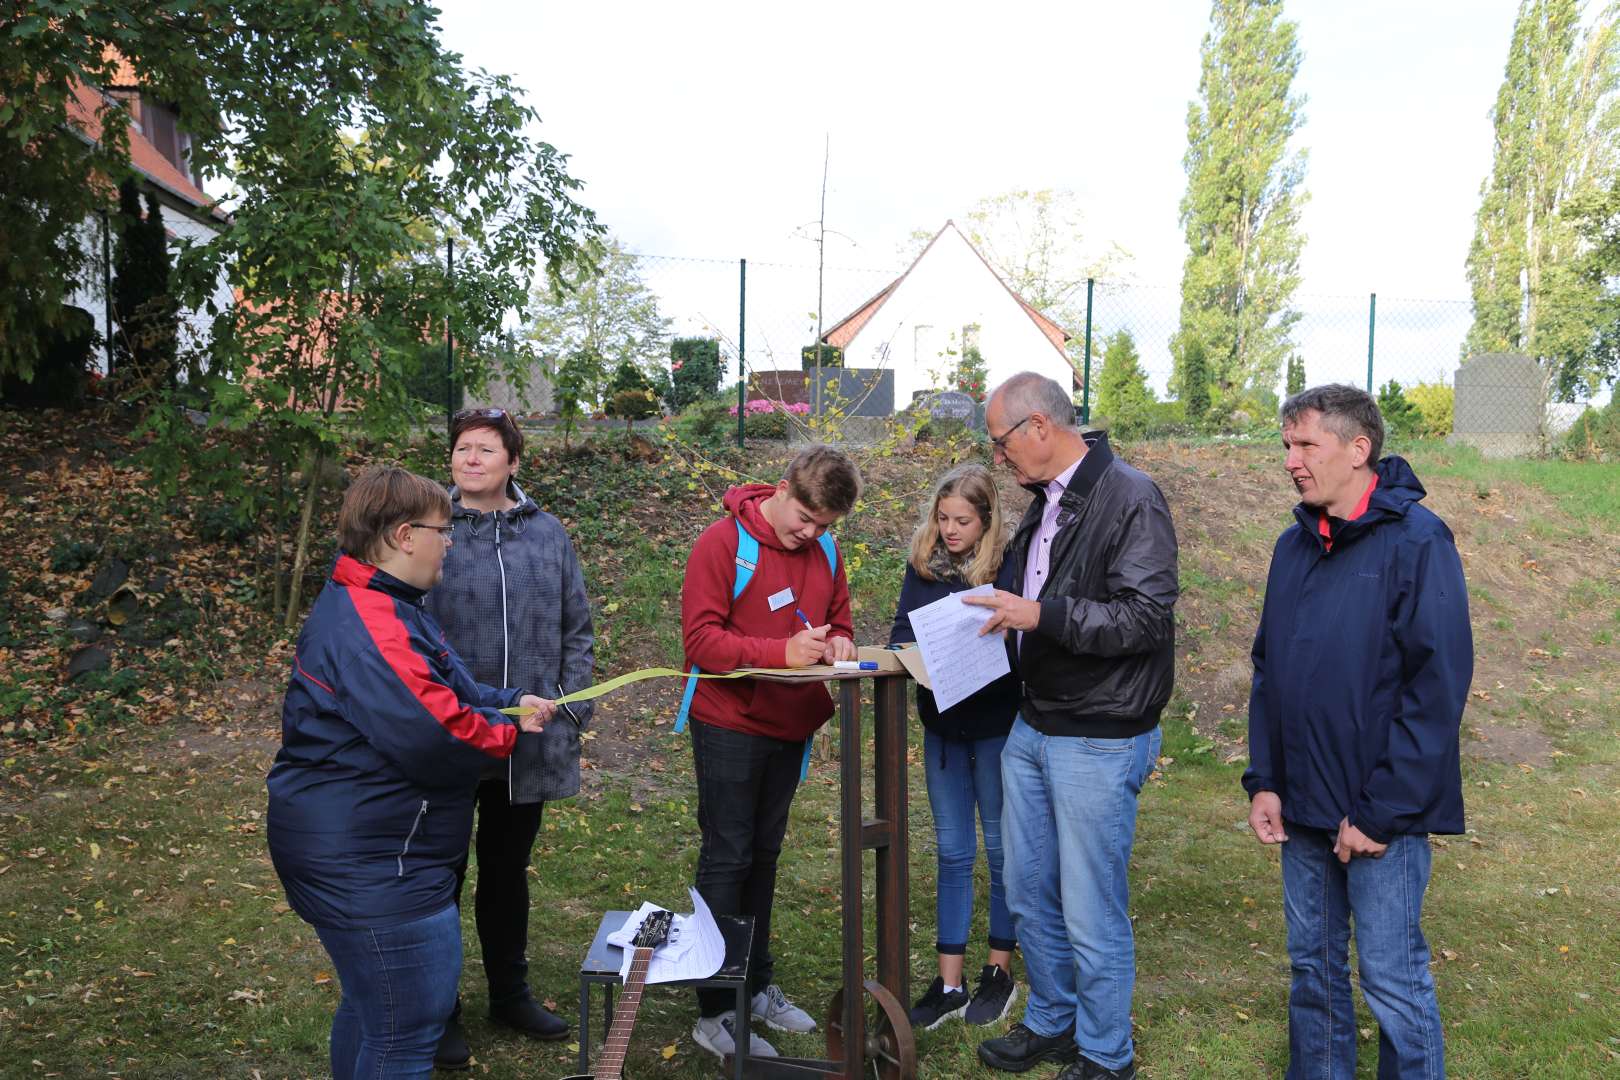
{"left": 565, "top": 909, "right": 675, "bottom": 1080}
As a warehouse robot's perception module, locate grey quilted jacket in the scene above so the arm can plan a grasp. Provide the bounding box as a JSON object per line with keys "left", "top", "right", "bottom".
{"left": 427, "top": 481, "right": 595, "bottom": 803}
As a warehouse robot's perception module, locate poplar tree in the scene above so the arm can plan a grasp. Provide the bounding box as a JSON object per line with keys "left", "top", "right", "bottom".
{"left": 1464, "top": 0, "right": 1619, "bottom": 400}
{"left": 1172, "top": 0, "right": 1308, "bottom": 403}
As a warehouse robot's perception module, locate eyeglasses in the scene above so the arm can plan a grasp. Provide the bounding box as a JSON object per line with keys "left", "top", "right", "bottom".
{"left": 408, "top": 522, "right": 456, "bottom": 538}
{"left": 989, "top": 415, "right": 1032, "bottom": 452}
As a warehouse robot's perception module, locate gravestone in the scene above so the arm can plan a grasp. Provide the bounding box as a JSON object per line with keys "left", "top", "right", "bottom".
{"left": 924, "top": 390, "right": 983, "bottom": 430}
{"left": 1451, "top": 353, "right": 1543, "bottom": 458}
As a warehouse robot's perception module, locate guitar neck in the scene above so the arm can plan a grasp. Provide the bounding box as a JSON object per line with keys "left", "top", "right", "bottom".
{"left": 593, "top": 946, "right": 655, "bottom": 1080}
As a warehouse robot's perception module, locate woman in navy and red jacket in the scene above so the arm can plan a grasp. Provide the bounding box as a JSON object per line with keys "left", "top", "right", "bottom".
{"left": 889, "top": 463, "right": 1022, "bottom": 1032}
{"left": 267, "top": 467, "right": 552, "bottom": 1080}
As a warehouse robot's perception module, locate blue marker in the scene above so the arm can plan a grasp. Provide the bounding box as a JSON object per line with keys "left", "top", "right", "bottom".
{"left": 833, "top": 660, "right": 879, "bottom": 670}
{"left": 795, "top": 607, "right": 814, "bottom": 630}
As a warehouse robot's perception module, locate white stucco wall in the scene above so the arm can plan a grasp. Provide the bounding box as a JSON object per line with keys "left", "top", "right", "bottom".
{"left": 63, "top": 193, "right": 231, "bottom": 376}
{"left": 838, "top": 225, "right": 1076, "bottom": 406}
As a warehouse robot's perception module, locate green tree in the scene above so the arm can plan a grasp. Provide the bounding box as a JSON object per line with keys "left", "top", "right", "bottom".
{"left": 1464, "top": 0, "right": 1619, "bottom": 401}
{"left": 110, "top": 180, "right": 178, "bottom": 392}
{"left": 1181, "top": 336, "right": 1212, "bottom": 421}
{"left": 1, "top": 5, "right": 213, "bottom": 379}
{"left": 1285, "top": 353, "right": 1306, "bottom": 396}
{"left": 109, "top": 2, "right": 604, "bottom": 625}
{"left": 1095, "top": 330, "right": 1156, "bottom": 437}
{"left": 1378, "top": 379, "right": 1421, "bottom": 440}
{"left": 669, "top": 337, "right": 724, "bottom": 411}
{"left": 1554, "top": 174, "right": 1620, "bottom": 398}
{"left": 604, "top": 358, "right": 659, "bottom": 431}
{"left": 552, "top": 348, "right": 603, "bottom": 450}
{"left": 528, "top": 237, "right": 670, "bottom": 410}
{"left": 1172, "top": 0, "right": 1308, "bottom": 401}
{"left": 954, "top": 344, "right": 990, "bottom": 402}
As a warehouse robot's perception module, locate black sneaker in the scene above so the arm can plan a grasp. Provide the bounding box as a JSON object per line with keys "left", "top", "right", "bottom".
{"left": 1055, "top": 1055, "right": 1137, "bottom": 1080}
{"left": 977, "top": 1021, "right": 1079, "bottom": 1073}
{"left": 907, "top": 976, "right": 970, "bottom": 1030}
{"left": 964, "top": 964, "right": 1018, "bottom": 1025}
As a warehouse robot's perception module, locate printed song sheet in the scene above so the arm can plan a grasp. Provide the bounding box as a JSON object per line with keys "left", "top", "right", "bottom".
{"left": 908, "top": 583, "right": 1009, "bottom": 711}
{"left": 608, "top": 888, "right": 725, "bottom": 984}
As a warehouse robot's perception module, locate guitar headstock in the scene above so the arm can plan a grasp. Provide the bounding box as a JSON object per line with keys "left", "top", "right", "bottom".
{"left": 632, "top": 909, "right": 674, "bottom": 950}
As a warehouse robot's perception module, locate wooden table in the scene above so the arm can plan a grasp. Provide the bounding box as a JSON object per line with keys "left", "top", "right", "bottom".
{"left": 731, "top": 666, "right": 917, "bottom": 1080}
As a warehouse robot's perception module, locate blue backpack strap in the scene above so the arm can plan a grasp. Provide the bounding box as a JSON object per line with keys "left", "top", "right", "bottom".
{"left": 798, "top": 531, "right": 840, "bottom": 781}
{"left": 676, "top": 521, "right": 762, "bottom": 734}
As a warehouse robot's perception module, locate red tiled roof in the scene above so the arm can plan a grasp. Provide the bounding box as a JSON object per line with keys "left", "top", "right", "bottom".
{"left": 66, "top": 77, "right": 222, "bottom": 219}
{"left": 821, "top": 221, "right": 1071, "bottom": 362}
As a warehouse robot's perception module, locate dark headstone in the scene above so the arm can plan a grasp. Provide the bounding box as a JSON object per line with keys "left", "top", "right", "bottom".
{"left": 90, "top": 557, "right": 129, "bottom": 598}
{"left": 66, "top": 619, "right": 100, "bottom": 643}
{"left": 67, "top": 645, "right": 110, "bottom": 680}
{"left": 925, "top": 390, "right": 982, "bottom": 428}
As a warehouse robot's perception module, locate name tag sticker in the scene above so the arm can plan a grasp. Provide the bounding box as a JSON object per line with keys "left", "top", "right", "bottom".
{"left": 767, "top": 587, "right": 795, "bottom": 611}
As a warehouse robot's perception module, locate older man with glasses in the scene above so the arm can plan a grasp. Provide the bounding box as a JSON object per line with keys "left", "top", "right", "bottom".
{"left": 964, "top": 372, "right": 1179, "bottom": 1080}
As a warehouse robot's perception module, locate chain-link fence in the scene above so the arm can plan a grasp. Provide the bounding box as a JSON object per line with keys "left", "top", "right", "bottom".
{"left": 607, "top": 252, "right": 1605, "bottom": 452}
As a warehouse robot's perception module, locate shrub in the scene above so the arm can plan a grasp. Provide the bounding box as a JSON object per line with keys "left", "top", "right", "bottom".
{"left": 800, "top": 344, "right": 844, "bottom": 370}
{"left": 1, "top": 306, "right": 96, "bottom": 409}
{"left": 1562, "top": 398, "right": 1620, "bottom": 460}
{"left": 671, "top": 396, "right": 734, "bottom": 447}
{"left": 604, "top": 360, "right": 660, "bottom": 429}
{"left": 1405, "top": 382, "right": 1454, "bottom": 438}
{"left": 669, "top": 337, "right": 724, "bottom": 411}
{"left": 1378, "top": 379, "right": 1422, "bottom": 439}
{"left": 1094, "top": 330, "right": 1155, "bottom": 437}
{"left": 728, "top": 398, "right": 807, "bottom": 441}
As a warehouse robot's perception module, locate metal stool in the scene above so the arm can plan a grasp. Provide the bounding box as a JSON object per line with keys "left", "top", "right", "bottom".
{"left": 578, "top": 910, "right": 755, "bottom": 1080}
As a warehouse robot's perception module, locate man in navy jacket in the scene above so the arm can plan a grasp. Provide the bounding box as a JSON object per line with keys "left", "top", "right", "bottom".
{"left": 1244, "top": 384, "right": 1472, "bottom": 1080}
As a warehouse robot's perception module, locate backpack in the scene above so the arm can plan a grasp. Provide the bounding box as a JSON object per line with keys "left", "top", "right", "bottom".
{"left": 675, "top": 518, "right": 839, "bottom": 781}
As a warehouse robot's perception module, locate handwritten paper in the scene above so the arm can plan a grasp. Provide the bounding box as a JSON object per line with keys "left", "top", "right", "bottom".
{"left": 907, "top": 583, "right": 1009, "bottom": 711}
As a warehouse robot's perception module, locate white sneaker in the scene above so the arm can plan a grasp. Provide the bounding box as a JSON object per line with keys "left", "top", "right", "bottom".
{"left": 693, "top": 1013, "right": 779, "bottom": 1059}
{"left": 751, "top": 984, "right": 818, "bottom": 1033}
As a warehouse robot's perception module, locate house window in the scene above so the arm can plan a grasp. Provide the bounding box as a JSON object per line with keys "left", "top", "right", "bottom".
{"left": 141, "top": 96, "right": 181, "bottom": 172}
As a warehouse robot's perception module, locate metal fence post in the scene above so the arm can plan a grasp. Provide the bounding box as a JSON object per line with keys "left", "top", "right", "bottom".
{"left": 1366, "top": 292, "right": 1376, "bottom": 392}
{"left": 445, "top": 236, "right": 455, "bottom": 432}
{"left": 738, "top": 258, "right": 747, "bottom": 449}
{"left": 101, "top": 210, "right": 114, "bottom": 375}
{"left": 1081, "top": 278, "right": 1094, "bottom": 425}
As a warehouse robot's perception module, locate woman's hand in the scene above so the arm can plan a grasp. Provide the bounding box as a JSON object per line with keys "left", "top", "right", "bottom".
{"left": 514, "top": 694, "right": 556, "bottom": 733}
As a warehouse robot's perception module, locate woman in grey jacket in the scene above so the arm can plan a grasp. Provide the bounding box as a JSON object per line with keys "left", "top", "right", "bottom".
{"left": 426, "top": 407, "right": 596, "bottom": 1069}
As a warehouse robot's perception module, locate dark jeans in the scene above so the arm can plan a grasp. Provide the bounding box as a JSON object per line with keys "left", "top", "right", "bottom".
{"left": 453, "top": 777, "right": 546, "bottom": 1007}
{"left": 690, "top": 719, "right": 805, "bottom": 1017}
{"left": 315, "top": 904, "right": 461, "bottom": 1079}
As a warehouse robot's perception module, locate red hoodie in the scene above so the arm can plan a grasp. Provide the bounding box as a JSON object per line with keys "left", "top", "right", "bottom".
{"left": 681, "top": 483, "right": 854, "bottom": 741}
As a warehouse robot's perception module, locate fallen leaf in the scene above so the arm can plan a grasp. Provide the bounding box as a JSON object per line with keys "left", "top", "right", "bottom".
{"left": 662, "top": 1045, "right": 677, "bottom": 1060}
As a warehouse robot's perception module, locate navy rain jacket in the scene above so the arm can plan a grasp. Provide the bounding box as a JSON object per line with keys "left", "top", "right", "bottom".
{"left": 1242, "top": 457, "right": 1473, "bottom": 843}
{"left": 267, "top": 554, "right": 525, "bottom": 930}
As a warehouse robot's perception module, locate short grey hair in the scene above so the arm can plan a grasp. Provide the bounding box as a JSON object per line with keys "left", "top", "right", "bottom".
{"left": 992, "top": 371, "right": 1075, "bottom": 430}
{"left": 1280, "top": 384, "right": 1385, "bottom": 463}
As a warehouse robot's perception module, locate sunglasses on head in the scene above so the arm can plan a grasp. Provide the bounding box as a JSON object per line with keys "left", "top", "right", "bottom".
{"left": 453, "top": 407, "right": 511, "bottom": 424}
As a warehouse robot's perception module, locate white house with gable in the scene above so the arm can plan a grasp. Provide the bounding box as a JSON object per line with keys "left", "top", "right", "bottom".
{"left": 819, "top": 221, "right": 1077, "bottom": 407}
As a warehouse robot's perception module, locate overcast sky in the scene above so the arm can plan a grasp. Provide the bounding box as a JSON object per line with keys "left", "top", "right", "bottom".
{"left": 428, "top": 1, "right": 1532, "bottom": 387}
{"left": 434, "top": 1, "right": 1517, "bottom": 294}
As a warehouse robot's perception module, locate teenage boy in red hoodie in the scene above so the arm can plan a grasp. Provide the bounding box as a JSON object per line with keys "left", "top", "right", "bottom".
{"left": 681, "top": 445, "right": 861, "bottom": 1060}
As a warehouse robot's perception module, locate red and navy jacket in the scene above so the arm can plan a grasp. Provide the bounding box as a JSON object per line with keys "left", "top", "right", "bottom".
{"left": 1242, "top": 457, "right": 1474, "bottom": 843}
{"left": 267, "top": 554, "right": 524, "bottom": 929}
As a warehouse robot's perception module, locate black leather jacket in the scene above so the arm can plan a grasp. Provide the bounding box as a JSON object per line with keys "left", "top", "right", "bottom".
{"left": 1007, "top": 432, "right": 1179, "bottom": 738}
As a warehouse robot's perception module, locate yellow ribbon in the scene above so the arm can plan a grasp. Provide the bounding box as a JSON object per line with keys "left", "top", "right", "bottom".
{"left": 499, "top": 666, "right": 759, "bottom": 711}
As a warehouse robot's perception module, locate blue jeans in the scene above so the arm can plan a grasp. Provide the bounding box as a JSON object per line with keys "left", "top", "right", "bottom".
{"left": 1281, "top": 826, "right": 1445, "bottom": 1080}
{"left": 1001, "top": 716, "right": 1159, "bottom": 1072}
{"left": 314, "top": 905, "right": 462, "bottom": 1080}
{"left": 924, "top": 730, "right": 1015, "bottom": 954}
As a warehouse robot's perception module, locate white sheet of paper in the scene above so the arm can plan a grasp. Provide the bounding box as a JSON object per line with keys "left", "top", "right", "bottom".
{"left": 907, "top": 583, "right": 1010, "bottom": 711}
{"left": 606, "top": 888, "right": 726, "bottom": 985}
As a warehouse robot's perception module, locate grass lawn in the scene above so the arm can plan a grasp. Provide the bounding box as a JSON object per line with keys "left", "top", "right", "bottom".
{"left": 3, "top": 419, "right": 1618, "bottom": 1077}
